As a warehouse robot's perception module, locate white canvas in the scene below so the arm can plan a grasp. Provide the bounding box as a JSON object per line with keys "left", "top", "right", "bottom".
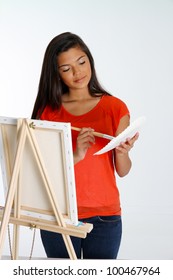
{"left": 0, "top": 116, "right": 78, "bottom": 226}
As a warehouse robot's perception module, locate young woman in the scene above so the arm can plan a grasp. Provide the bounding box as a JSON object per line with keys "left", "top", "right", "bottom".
{"left": 31, "top": 32, "right": 139, "bottom": 259}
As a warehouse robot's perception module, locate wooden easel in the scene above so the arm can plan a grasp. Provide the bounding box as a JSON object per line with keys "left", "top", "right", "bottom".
{"left": 0, "top": 119, "right": 92, "bottom": 259}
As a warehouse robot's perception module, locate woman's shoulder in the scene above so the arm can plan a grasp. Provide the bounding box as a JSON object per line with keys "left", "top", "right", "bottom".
{"left": 40, "top": 105, "right": 57, "bottom": 120}
{"left": 100, "top": 94, "right": 129, "bottom": 118}
{"left": 101, "top": 94, "right": 127, "bottom": 107}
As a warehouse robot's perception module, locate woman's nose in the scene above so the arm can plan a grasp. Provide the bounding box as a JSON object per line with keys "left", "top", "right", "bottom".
{"left": 73, "top": 66, "right": 81, "bottom": 76}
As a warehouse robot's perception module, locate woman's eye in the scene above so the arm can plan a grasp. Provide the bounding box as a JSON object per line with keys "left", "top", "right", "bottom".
{"left": 62, "top": 68, "right": 70, "bottom": 72}
{"left": 79, "top": 60, "right": 85, "bottom": 65}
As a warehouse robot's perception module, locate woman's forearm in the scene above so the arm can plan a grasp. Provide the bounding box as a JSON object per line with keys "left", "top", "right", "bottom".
{"left": 115, "top": 152, "right": 132, "bottom": 177}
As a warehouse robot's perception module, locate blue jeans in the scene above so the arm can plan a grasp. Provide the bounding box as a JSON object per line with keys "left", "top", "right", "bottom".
{"left": 40, "top": 215, "right": 122, "bottom": 259}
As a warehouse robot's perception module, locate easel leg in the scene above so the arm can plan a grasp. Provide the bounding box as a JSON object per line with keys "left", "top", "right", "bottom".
{"left": 62, "top": 234, "right": 77, "bottom": 259}
{"left": 12, "top": 225, "right": 20, "bottom": 259}
{"left": 12, "top": 119, "right": 23, "bottom": 259}
{"left": 0, "top": 121, "right": 26, "bottom": 258}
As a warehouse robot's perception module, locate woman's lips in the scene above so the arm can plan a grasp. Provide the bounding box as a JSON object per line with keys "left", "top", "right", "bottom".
{"left": 74, "top": 76, "right": 86, "bottom": 83}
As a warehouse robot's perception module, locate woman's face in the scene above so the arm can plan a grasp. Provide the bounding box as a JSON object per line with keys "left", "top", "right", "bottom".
{"left": 57, "top": 46, "right": 92, "bottom": 91}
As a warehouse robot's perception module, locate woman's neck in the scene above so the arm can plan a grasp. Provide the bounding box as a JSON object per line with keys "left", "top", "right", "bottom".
{"left": 64, "top": 88, "right": 91, "bottom": 101}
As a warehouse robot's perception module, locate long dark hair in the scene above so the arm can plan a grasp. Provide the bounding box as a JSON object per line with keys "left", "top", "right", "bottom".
{"left": 31, "top": 32, "right": 109, "bottom": 119}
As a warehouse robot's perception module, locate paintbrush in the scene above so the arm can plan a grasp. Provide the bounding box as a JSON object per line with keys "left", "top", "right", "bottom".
{"left": 71, "top": 126, "right": 114, "bottom": 140}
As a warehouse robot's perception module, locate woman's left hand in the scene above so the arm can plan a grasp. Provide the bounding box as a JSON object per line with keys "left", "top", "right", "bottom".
{"left": 115, "top": 132, "right": 139, "bottom": 155}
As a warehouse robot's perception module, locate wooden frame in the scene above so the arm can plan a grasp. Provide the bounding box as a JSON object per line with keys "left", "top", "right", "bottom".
{"left": 0, "top": 117, "right": 93, "bottom": 259}
{"left": 0, "top": 116, "right": 78, "bottom": 225}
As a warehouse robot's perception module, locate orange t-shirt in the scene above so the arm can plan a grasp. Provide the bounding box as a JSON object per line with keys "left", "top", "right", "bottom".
{"left": 40, "top": 95, "right": 129, "bottom": 218}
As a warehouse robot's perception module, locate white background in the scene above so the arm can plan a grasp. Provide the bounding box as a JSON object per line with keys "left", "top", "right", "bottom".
{"left": 0, "top": 0, "right": 173, "bottom": 260}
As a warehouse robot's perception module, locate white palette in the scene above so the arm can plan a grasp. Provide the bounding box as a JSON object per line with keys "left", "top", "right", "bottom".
{"left": 94, "top": 116, "right": 146, "bottom": 155}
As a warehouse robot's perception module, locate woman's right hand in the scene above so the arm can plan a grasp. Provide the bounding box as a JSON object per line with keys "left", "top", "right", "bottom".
{"left": 73, "top": 128, "right": 95, "bottom": 164}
